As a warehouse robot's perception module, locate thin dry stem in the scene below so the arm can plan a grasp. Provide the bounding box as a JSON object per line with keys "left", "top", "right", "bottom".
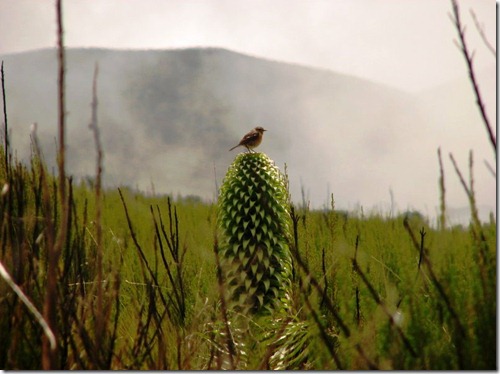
{"left": 1, "top": 61, "right": 9, "bottom": 177}
{"left": 299, "top": 277, "right": 345, "bottom": 369}
{"left": 213, "top": 235, "right": 236, "bottom": 370}
{"left": 0, "top": 259, "right": 56, "bottom": 349}
{"left": 42, "top": 0, "right": 69, "bottom": 368}
{"left": 483, "top": 159, "right": 495, "bottom": 178}
{"left": 403, "top": 219, "right": 466, "bottom": 338}
{"left": 351, "top": 259, "right": 417, "bottom": 358}
{"left": 469, "top": 9, "right": 495, "bottom": 56}
{"left": 449, "top": 0, "right": 496, "bottom": 155}
{"left": 88, "top": 61, "right": 106, "bottom": 360}
{"left": 437, "top": 148, "right": 446, "bottom": 230}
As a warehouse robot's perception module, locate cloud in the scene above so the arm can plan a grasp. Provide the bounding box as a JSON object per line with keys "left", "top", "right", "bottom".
{"left": 0, "top": 0, "right": 495, "bottom": 91}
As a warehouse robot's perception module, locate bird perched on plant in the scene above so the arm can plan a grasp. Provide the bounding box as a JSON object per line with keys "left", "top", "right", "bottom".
{"left": 229, "top": 126, "right": 267, "bottom": 152}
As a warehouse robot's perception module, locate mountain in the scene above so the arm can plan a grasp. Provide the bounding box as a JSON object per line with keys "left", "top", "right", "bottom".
{"left": 0, "top": 47, "right": 495, "bottom": 222}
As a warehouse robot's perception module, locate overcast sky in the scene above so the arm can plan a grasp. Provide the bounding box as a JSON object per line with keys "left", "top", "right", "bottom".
{"left": 0, "top": 0, "right": 496, "bottom": 92}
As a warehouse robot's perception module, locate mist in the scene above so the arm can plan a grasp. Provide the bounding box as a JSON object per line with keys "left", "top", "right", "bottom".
{"left": 0, "top": 47, "right": 495, "bottom": 226}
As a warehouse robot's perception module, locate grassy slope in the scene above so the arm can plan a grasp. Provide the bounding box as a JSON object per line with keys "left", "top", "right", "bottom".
{"left": 1, "top": 147, "right": 494, "bottom": 369}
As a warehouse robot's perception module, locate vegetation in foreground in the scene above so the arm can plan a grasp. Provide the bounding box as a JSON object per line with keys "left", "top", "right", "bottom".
{"left": 0, "top": 138, "right": 495, "bottom": 369}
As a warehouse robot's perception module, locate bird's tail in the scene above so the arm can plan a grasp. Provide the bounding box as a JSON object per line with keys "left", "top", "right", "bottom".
{"left": 229, "top": 144, "right": 240, "bottom": 151}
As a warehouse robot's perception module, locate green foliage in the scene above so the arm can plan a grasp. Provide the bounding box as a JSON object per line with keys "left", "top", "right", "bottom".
{"left": 0, "top": 146, "right": 496, "bottom": 369}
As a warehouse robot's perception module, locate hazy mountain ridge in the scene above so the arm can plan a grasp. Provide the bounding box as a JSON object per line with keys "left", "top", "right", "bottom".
{"left": 0, "top": 47, "right": 495, "bottom": 222}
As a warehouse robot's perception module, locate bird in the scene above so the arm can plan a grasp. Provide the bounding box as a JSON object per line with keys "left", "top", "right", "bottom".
{"left": 229, "top": 126, "right": 267, "bottom": 152}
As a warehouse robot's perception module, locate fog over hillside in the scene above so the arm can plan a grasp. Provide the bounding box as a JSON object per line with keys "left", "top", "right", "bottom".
{"left": 0, "top": 47, "right": 495, "bottom": 224}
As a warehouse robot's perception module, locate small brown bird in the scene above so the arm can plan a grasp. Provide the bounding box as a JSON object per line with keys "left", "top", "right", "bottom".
{"left": 229, "top": 126, "right": 267, "bottom": 152}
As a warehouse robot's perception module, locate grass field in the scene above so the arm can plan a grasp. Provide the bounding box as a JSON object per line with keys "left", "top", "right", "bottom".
{"left": 0, "top": 140, "right": 496, "bottom": 369}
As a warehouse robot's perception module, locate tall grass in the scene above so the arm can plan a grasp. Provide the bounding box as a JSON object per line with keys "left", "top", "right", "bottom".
{"left": 0, "top": 141, "right": 496, "bottom": 369}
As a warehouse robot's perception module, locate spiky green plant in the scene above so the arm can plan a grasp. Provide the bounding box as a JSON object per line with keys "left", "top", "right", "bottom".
{"left": 213, "top": 152, "right": 318, "bottom": 370}
{"left": 217, "top": 152, "right": 293, "bottom": 314}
